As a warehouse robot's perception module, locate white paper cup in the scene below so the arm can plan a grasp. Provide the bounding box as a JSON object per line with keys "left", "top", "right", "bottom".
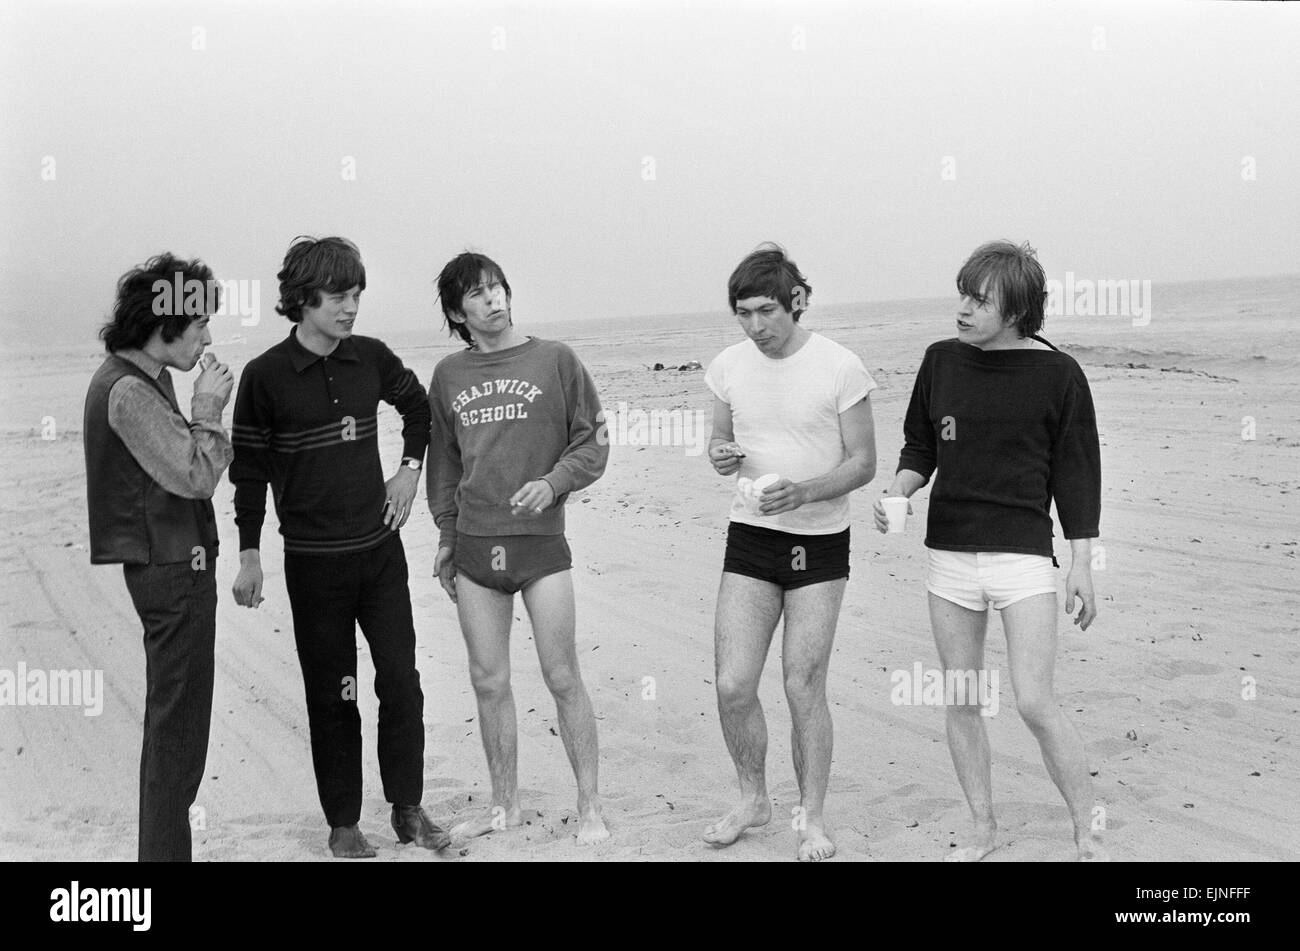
{"left": 881, "top": 496, "right": 909, "bottom": 533}
{"left": 736, "top": 477, "right": 757, "bottom": 515}
{"left": 737, "top": 473, "right": 781, "bottom": 516}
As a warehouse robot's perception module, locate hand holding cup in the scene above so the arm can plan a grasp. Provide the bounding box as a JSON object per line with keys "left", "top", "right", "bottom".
{"left": 874, "top": 496, "right": 912, "bottom": 534}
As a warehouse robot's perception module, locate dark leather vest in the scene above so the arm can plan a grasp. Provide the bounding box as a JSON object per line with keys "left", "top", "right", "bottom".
{"left": 83, "top": 354, "right": 218, "bottom": 565}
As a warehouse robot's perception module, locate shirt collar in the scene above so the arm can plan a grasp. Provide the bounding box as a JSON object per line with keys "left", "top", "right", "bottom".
{"left": 286, "top": 327, "right": 360, "bottom": 372}
{"left": 115, "top": 348, "right": 168, "bottom": 380}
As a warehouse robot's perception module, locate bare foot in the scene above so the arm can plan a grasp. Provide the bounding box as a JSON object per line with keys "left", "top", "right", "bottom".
{"left": 450, "top": 803, "right": 522, "bottom": 843}
{"left": 702, "top": 796, "right": 772, "bottom": 846}
{"left": 328, "top": 824, "right": 376, "bottom": 859}
{"left": 1077, "top": 836, "right": 1110, "bottom": 862}
{"left": 944, "top": 821, "right": 998, "bottom": 862}
{"left": 576, "top": 807, "right": 611, "bottom": 845}
{"left": 797, "top": 822, "right": 836, "bottom": 862}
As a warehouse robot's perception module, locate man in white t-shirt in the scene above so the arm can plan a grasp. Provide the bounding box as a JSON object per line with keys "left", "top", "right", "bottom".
{"left": 702, "top": 244, "right": 878, "bottom": 862}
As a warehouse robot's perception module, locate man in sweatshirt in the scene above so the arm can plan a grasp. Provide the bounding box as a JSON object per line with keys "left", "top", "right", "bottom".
{"left": 427, "top": 251, "right": 610, "bottom": 845}
{"left": 229, "top": 235, "right": 447, "bottom": 858}
{"left": 875, "top": 240, "right": 1106, "bottom": 862}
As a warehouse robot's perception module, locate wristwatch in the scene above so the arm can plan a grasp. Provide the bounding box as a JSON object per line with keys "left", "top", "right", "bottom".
{"left": 400, "top": 456, "right": 422, "bottom": 472}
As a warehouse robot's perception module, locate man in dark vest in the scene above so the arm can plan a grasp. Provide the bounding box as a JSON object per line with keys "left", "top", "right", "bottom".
{"left": 83, "top": 252, "right": 235, "bottom": 861}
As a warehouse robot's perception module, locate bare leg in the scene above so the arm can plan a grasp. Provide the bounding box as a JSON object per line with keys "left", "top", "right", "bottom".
{"left": 521, "top": 570, "right": 608, "bottom": 844}
{"left": 703, "top": 572, "right": 782, "bottom": 846}
{"left": 451, "top": 572, "right": 523, "bottom": 840}
{"left": 781, "top": 579, "right": 846, "bottom": 862}
{"left": 1000, "top": 592, "right": 1108, "bottom": 861}
{"left": 928, "top": 593, "right": 999, "bottom": 861}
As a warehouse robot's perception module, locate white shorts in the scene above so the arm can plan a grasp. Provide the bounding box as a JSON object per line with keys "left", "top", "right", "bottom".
{"left": 925, "top": 550, "right": 1058, "bottom": 612}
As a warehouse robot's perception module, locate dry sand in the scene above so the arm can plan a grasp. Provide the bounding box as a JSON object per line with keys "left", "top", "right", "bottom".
{"left": 2, "top": 288, "right": 1298, "bottom": 862}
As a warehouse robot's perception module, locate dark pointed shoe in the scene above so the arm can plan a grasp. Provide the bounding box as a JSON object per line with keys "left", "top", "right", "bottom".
{"left": 391, "top": 804, "right": 451, "bottom": 851}
{"left": 328, "top": 824, "right": 377, "bottom": 859}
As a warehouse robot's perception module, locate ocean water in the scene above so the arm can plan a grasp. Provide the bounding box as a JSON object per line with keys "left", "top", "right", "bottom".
{"left": 3, "top": 273, "right": 1294, "bottom": 441}
{"left": 384, "top": 272, "right": 1300, "bottom": 380}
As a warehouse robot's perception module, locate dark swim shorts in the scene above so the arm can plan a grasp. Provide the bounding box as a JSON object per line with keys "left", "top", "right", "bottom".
{"left": 453, "top": 532, "right": 573, "bottom": 594}
{"left": 722, "top": 521, "right": 850, "bottom": 590}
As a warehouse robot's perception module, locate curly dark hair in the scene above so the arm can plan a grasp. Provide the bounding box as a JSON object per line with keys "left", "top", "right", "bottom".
{"left": 99, "top": 253, "right": 219, "bottom": 353}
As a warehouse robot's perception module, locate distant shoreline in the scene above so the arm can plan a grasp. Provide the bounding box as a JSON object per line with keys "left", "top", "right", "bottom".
{"left": 6, "top": 271, "right": 1297, "bottom": 360}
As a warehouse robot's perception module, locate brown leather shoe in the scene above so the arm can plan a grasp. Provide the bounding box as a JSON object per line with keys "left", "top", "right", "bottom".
{"left": 328, "top": 824, "right": 377, "bottom": 858}
{"left": 391, "top": 804, "right": 451, "bottom": 851}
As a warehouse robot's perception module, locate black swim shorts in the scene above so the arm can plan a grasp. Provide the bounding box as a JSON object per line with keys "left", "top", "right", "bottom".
{"left": 722, "top": 521, "right": 850, "bottom": 590}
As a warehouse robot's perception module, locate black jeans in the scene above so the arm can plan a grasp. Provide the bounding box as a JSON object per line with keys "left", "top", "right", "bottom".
{"left": 122, "top": 557, "right": 217, "bottom": 862}
{"left": 283, "top": 534, "right": 425, "bottom": 827}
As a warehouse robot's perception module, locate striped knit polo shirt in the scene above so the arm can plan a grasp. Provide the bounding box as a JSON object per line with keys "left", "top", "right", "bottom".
{"left": 230, "top": 329, "right": 430, "bottom": 555}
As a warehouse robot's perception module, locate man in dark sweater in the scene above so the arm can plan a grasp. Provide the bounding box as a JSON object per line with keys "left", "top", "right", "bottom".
{"left": 84, "top": 252, "right": 234, "bottom": 861}
{"left": 427, "top": 252, "right": 611, "bottom": 846}
{"left": 876, "top": 240, "right": 1106, "bottom": 861}
{"left": 229, "top": 236, "right": 448, "bottom": 858}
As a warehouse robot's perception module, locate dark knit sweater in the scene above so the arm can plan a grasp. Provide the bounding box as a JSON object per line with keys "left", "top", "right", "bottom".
{"left": 897, "top": 338, "right": 1101, "bottom": 557}
{"left": 231, "top": 330, "right": 431, "bottom": 555}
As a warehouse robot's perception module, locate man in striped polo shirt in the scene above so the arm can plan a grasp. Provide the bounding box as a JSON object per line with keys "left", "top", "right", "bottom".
{"left": 230, "top": 236, "right": 448, "bottom": 858}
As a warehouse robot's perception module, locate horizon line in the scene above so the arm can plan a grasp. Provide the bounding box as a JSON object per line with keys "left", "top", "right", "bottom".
{"left": 526, "top": 269, "right": 1300, "bottom": 327}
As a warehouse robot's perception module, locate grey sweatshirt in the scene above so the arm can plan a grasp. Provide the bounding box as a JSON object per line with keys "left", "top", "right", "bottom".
{"left": 427, "top": 336, "right": 608, "bottom": 550}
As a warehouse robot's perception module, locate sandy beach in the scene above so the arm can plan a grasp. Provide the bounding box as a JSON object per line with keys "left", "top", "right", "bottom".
{"left": 2, "top": 275, "right": 1298, "bottom": 862}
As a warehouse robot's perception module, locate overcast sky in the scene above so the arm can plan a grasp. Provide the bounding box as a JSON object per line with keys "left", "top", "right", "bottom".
{"left": 2, "top": 0, "right": 1297, "bottom": 346}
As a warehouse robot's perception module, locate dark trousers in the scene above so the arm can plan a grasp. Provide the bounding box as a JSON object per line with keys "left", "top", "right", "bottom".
{"left": 283, "top": 534, "right": 425, "bottom": 827}
{"left": 122, "top": 557, "right": 217, "bottom": 862}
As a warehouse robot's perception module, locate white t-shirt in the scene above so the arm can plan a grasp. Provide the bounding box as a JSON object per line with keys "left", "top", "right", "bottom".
{"left": 704, "top": 331, "right": 876, "bottom": 534}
